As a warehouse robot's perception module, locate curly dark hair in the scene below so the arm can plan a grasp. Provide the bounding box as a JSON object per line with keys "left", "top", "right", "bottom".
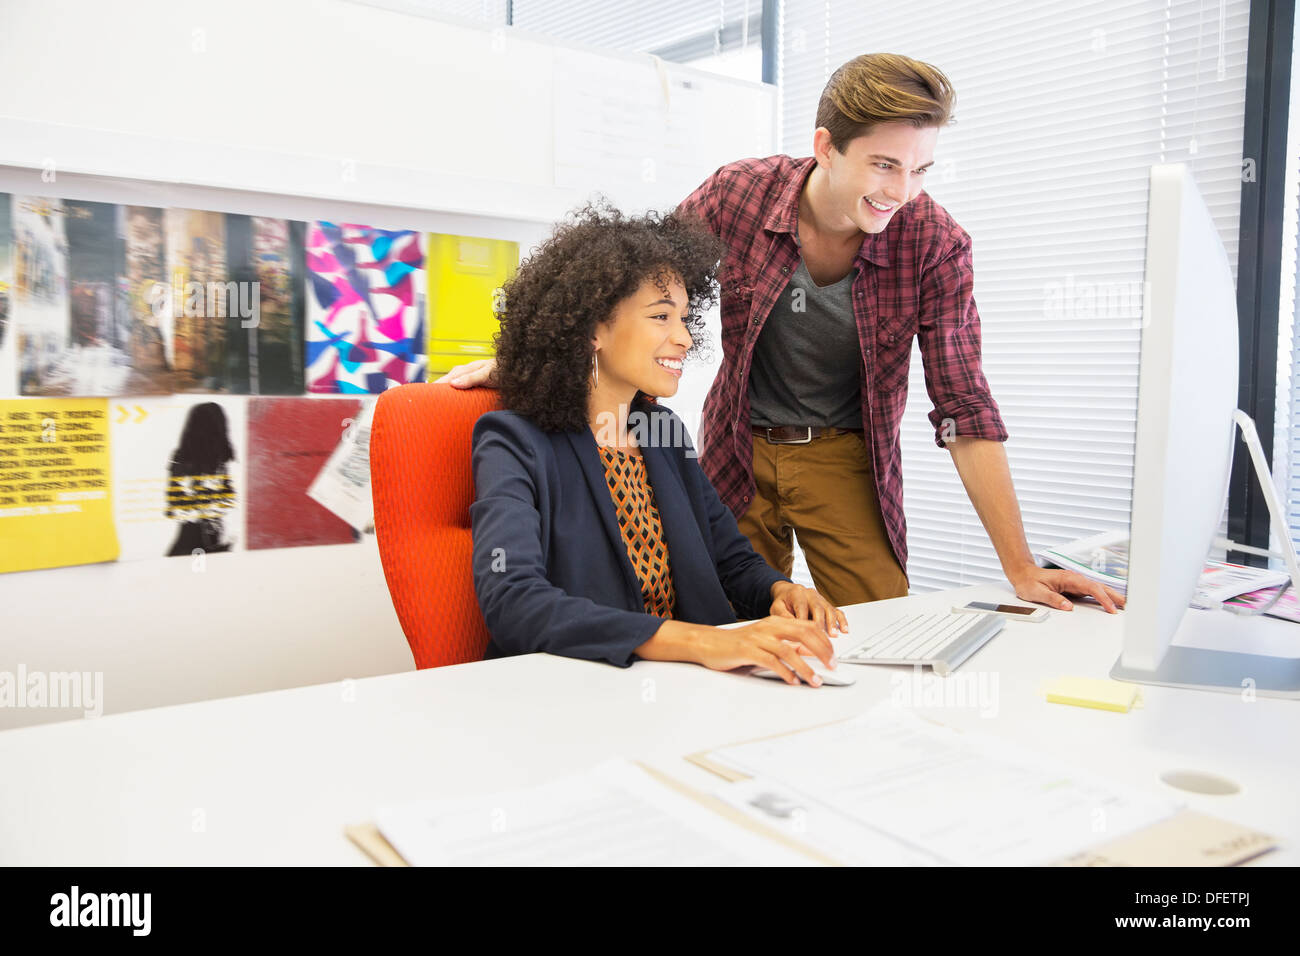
{"left": 493, "top": 202, "right": 725, "bottom": 432}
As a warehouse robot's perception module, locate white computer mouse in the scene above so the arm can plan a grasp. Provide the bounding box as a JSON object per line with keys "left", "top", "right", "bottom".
{"left": 749, "top": 657, "right": 856, "bottom": 687}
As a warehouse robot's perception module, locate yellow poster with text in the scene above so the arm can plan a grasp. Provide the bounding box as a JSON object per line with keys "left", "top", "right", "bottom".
{"left": 0, "top": 398, "right": 119, "bottom": 573}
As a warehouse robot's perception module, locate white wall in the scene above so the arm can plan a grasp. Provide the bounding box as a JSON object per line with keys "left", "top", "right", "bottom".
{"left": 1, "top": 539, "right": 413, "bottom": 730}
{"left": 0, "top": 0, "right": 774, "bottom": 728}
{"left": 0, "top": 0, "right": 775, "bottom": 222}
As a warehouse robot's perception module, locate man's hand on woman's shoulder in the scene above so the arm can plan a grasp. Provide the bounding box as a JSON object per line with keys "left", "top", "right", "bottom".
{"left": 434, "top": 358, "right": 497, "bottom": 389}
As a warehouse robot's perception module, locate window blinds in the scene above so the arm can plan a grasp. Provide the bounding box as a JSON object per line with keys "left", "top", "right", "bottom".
{"left": 1279, "top": 20, "right": 1300, "bottom": 560}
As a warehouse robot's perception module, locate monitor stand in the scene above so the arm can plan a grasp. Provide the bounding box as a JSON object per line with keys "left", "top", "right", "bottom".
{"left": 1109, "top": 614, "right": 1300, "bottom": 698}
{"left": 1110, "top": 410, "right": 1300, "bottom": 698}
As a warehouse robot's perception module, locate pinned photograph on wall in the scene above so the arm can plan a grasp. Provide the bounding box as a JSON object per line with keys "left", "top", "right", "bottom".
{"left": 0, "top": 397, "right": 119, "bottom": 574}
{"left": 155, "top": 211, "right": 304, "bottom": 395}
{"left": 248, "top": 217, "right": 305, "bottom": 394}
{"left": 120, "top": 205, "right": 174, "bottom": 394}
{"left": 65, "top": 200, "right": 128, "bottom": 394}
{"left": 220, "top": 216, "right": 306, "bottom": 394}
{"left": 165, "top": 208, "right": 230, "bottom": 393}
{"left": 16, "top": 200, "right": 175, "bottom": 396}
{"left": 307, "top": 396, "right": 375, "bottom": 533}
{"left": 14, "top": 196, "right": 70, "bottom": 396}
{"left": 426, "top": 232, "right": 517, "bottom": 376}
{"left": 0, "top": 195, "right": 14, "bottom": 396}
{"left": 304, "top": 222, "right": 426, "bottom": 394}
{"left": 110, "top": 396, "right": 247, "bottom": 562}
{"left": 246, "top": 396, "right": 362, "bottom": 550}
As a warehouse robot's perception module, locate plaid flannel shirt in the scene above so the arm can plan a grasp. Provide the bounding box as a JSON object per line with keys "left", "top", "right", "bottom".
{"left": 677, "top": 155, "right": 1008, "bottom": 571}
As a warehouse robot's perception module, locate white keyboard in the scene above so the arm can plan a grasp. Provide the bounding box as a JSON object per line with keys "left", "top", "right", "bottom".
{"left": 837, "top": 612, "right": 1003, "bottom": 676}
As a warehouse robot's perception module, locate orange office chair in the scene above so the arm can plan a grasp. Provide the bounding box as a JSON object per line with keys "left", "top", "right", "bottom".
{"left": 371, "top": 382, "right": 500, "bottom": 669}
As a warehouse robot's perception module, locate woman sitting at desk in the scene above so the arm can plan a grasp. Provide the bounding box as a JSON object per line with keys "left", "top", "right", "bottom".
{"left": 471, "top": 205, "right": 847, "bottom": 686}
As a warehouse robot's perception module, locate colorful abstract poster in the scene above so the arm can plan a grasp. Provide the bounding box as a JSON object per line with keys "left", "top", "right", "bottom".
{"left": 246, "top": 396, "right": 361, "bottom": 550}
{"left": 304, "top": 222, "right": 426, "bottom": 394}
{"left": 426, "top": 233, "right": 517, "bottom": 375}
{"left": 0, "top": 195, "right": 13, "bottom": 397}
{"left": 110, "top": 396, "right": 246, "bottom": 561}
{"left": 0, "top": 398, "right": 119, "bottom": 574}
{"left": 14, "top": 196, "right": 70, "bottom": 396}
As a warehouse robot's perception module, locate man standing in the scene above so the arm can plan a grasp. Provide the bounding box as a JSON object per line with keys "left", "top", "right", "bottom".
{"left": 441, "top": 52, "right": 1121, "bottom": 614}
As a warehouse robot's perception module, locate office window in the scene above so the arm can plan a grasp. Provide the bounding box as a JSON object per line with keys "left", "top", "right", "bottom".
{"left": 349, "top": 0, "right": 510, "bottom": 27}
{"left": 511, "top": 0, "right": 764, "bottom": 81}
{"left": 778, "top": 0, "right": 1251, "bottom": 591}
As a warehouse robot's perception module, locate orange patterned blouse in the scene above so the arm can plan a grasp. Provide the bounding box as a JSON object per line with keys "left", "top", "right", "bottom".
{"left": 596, "top": 445, "right": 676, "bottom": 619}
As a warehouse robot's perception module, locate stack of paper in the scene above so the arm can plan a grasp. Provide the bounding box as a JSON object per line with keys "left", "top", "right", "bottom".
{"left": 1224, "top": 584, "right": 1300, "bottom": 623}
{"left": 697, "top": 704, "right": 1184, "bottom": 866}
{"left": 1037, "top": 529, "right": 1288, "bottom": 606}
{"left": 371, "top": 760, "right": 815, "bottom": 867}
{"left": 353, "top": 712, "right": 1276, "bottom": 867}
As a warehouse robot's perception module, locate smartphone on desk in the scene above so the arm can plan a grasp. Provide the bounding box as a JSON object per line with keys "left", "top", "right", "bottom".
{"left": 952, "top": 600, "right": 1049, "bottom": 622}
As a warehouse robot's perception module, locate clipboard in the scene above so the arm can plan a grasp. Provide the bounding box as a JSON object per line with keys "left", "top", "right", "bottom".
{"left": 344, "top": 823, "right": 409, "bottom": 867}
{"left": 1050, "top": 810, "right": 1277, "bottom": 867}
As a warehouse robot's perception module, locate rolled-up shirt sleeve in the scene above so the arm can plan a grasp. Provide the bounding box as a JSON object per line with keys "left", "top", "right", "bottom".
{"left": 916, "top": 231, "right": 1009, "bottom": 448}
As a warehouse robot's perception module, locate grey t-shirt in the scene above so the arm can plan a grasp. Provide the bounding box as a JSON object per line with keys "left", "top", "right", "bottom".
{"left": 748, "top": 258, "right": 863, "bottom": 429}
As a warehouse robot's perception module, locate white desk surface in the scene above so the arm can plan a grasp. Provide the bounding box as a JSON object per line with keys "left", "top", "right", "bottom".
{"left": 2, "top": 584, "right": 1297, "bottom": 866}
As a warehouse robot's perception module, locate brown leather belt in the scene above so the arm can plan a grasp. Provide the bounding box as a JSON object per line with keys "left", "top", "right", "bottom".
{"left": 753, "top": 425, "right": 863, "bottom": 444}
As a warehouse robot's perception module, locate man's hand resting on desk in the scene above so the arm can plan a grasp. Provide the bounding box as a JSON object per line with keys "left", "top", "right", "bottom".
{"left": 1007, "top": 564, "right": 1125, "bottom": 613}
{"left": 434, "top": 358, "right": 497, "bottom": 388}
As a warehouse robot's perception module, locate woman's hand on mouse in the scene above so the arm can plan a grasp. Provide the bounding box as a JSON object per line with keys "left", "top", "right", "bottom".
{"left": 692, "top": 617, "right": 836, "bottom": 686}
{"left": 635, "top": 617, "right": 836, "bottom": 686}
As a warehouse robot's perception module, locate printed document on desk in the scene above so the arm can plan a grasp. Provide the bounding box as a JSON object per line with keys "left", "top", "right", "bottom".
{"left": 701, "top": 704, "right": 1184, "bottom": 866}
{"left": 711, "top": 775, "right": 944, "bottom": 866}
{"left": 376, "top": 759, "right": 813, "bottom": 866}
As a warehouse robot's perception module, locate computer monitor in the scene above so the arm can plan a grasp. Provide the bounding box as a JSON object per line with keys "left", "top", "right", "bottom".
{"left": 1110, "top": 163, "right": 1300, "bottom": 698}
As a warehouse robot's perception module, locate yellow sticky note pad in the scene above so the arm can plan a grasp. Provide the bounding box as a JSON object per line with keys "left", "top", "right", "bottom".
{"left": 1043, "top": 676, "right": 1141, "bottom": 713}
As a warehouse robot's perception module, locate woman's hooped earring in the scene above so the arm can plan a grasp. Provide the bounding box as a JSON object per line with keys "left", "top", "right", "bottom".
{"left": 591, "top": 353, "right": 599, "bottom": 388}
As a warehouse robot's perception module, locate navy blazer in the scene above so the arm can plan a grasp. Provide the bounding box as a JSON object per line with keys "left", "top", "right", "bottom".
{"left": 470, "top": 398, "right": 789, "bottom": 667}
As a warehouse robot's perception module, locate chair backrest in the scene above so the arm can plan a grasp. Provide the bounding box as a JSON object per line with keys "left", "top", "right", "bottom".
{"left": 371, "top": 383, "right": 500, "bottom": 668}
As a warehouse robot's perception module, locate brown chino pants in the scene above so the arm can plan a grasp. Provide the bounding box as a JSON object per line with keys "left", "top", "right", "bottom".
{"left": 738, "top": 429, "right": 909, "bottom": 606}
